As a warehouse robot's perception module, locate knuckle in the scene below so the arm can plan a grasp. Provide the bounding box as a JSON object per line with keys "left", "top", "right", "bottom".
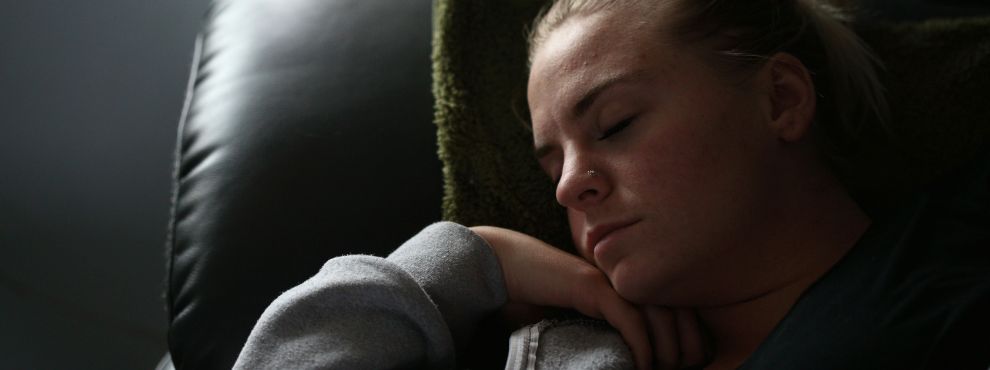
{"left": 570, "top": 265, "right": 609, "bottom": 314}
{"left": 575, "top": 263, "right": 605, "bottom": 282}
{"left": 646, "top": 307, "right": 675, "bottom": 325}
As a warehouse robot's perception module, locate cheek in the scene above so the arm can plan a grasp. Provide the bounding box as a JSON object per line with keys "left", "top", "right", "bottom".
{"left": 623, "top": 103, "right": 766, "bottom": 224}
{"left": 626, "top": 120, "right": 719, "bottom": 197}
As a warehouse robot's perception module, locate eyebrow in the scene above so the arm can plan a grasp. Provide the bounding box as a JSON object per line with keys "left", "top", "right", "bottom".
{"left": 533, "top": 70, "right": 646, "bottom": 160}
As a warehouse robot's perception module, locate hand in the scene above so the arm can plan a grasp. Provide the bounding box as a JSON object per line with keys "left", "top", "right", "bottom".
{"left": 470, "top": 226, "right": 653, "bottom": 370}
{"left": 643, "top": 306, "right": 713, "bottom": 369}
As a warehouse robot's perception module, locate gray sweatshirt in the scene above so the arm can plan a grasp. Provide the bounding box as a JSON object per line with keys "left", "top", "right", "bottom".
{"left": 233, "top": 222, "right": 634, "bottom": 369}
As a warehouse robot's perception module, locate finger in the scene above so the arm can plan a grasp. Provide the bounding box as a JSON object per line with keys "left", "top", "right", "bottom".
{"left": 673, "top": 309, "right": 710, "bottom": 368}
{"left": 598, "top": 292, "right": 653, "bottom": 370}
{"left": 645, "top": 306, "right": 680, "bottom": 370}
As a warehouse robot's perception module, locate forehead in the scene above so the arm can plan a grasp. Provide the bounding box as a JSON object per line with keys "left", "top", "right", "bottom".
{"left": 527, "top": 7, "right": 669, "bottom": 126}
{"left": 532, "top": 10, "right": 657, "bottom": 82}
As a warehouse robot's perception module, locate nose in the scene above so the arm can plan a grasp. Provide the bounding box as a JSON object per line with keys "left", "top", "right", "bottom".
{"left": 555, "top": 158, "right": 610, "bottom": 211}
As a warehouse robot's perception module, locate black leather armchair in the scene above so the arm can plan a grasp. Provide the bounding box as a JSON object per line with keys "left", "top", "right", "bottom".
{"left": 163, "top": 0, "right": 990, "bottom": 369}
{"left": 164, "top": 0, "right": 440, "bottom": 368}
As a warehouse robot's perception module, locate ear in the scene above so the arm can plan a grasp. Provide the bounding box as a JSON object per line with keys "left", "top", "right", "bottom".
{"left": 762, "top": 52, "right": 816, "bottom": 143}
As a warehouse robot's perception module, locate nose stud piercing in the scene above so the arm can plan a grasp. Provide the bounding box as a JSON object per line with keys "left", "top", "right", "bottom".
{"left": 587, "top": 170, "right": 600, "bottom": 177}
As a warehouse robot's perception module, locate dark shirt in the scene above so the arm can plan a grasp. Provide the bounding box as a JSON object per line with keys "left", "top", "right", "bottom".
{"left": 743, "top": 152, "right": 990, "bottom": 370}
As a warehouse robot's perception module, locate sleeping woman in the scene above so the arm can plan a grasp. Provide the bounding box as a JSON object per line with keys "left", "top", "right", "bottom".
{"left": 234, "top": 0, "right": 990, "bottom": 369}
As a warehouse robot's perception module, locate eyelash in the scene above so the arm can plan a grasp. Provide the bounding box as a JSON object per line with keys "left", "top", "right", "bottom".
{"left": 598, "top": 116, "right": 635, "bottom": 140}
{"left": 548, "top": 116, "right": 636, "bottom": 184}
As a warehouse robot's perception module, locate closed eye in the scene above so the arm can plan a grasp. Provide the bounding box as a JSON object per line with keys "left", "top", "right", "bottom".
{"left": 598, "top": 116, "right": 635, "bottom": 140}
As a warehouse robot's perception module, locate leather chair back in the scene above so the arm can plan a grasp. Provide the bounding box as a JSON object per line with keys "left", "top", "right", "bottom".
{"left": 165, "top": 0, "right": 439, "bottom": 367}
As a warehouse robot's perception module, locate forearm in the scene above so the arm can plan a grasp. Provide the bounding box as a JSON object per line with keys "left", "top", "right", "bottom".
{"left": 388, "top": 221, "right": 509, "bottom": 347}
{"left": 233, "top": 222, "right": 508, "bottom": 369}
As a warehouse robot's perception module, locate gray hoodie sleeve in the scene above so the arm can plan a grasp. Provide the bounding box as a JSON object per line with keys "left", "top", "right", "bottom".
{"left": 232, "top": 222, "right": 508, "bottom": 369}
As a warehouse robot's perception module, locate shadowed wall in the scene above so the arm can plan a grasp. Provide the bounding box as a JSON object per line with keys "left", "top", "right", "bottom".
{"left": 0, "top": 0, "right": 208, "bottom": 368}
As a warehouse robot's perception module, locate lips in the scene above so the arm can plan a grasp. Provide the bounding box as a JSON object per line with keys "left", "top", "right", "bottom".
{"left": 585, "top": 219, "right": 640, "bottom": 255}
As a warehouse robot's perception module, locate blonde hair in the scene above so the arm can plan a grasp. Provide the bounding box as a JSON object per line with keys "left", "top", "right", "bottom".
{"left": 528, "top": 0, "right": 889, "bottom": 163}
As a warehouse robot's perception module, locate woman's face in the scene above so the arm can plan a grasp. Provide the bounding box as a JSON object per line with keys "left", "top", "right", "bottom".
{"left": 528, "top": 9, "right": 785, "bottom": 306}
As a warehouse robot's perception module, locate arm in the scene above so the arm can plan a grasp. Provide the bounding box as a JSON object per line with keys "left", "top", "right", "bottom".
{"left": 233, "top": 222, "right": 707, "bottom": 369}
{"left": 233, "top": 222, "right": 506, "bottom": 369}
{"left": 470, "top": 226, "right": 653, "bottom": 370}
{"left": 471, "top": 226, "right": 712, "bottom": 370}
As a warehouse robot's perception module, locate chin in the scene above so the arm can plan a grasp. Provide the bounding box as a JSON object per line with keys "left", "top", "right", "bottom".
{"left": 608, "top": 260, "right": 691, "bottom": 306}
{"left": 607, "top": 262, "right": 658, "bottom": 304}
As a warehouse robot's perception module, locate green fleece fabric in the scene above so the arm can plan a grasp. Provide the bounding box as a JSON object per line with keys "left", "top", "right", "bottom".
{"left": 432, "top": 1, "right": 990, "bottom": 251}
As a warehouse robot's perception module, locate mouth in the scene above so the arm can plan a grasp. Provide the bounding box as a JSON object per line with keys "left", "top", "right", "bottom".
{"left": 585, "top": 219, "right": 640, "bottom": 256}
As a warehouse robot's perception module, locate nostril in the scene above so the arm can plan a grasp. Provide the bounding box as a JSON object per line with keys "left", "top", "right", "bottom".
{"left": 578, "top": 188, "right": 598, "bottom": 201}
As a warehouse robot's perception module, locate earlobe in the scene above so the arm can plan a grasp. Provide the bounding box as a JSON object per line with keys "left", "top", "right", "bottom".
{"left": 767, "top": 52, "right": 816, "bottom": 143}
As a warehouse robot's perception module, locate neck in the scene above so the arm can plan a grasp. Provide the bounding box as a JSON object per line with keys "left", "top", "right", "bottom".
{"left": 699, "top": 168, "right": 871, "bottom": 369}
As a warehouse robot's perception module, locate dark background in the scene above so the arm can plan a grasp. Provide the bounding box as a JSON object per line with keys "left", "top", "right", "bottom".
{"left": 0, "top": 0, "right": 209, "bottom": 368}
